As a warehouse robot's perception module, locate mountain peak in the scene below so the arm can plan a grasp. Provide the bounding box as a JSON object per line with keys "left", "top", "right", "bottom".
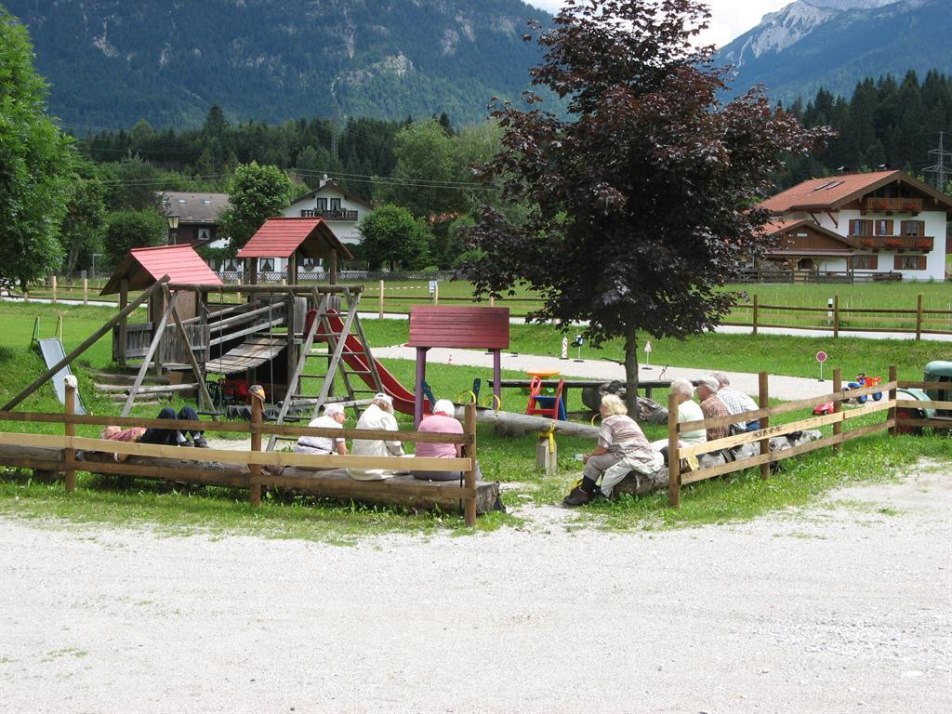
{"left": 716, "top": 0, "right": 949, "bottom": 103}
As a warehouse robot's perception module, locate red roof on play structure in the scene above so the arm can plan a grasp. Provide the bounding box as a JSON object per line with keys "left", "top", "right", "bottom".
{"left": 407, "top": 306, "right": 510, "bottom": 349}
{"left": 100, "top": 245, "right": 222, "bottom": 294}
{"left": 236, "top": 217, "right": 353, "bottom": 260}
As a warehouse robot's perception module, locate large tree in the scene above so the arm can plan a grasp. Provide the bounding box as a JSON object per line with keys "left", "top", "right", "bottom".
{"left": 460, "top": 0, "right": 831, "bottom": 411}
{"left": 358, "top": 204, "right": 431, "bottom": 271}
{"left": 0, "top": 8, "right": 75, "bottom": 292}
{"left": 219, "top": 161, "right": 292, "bottom": 254}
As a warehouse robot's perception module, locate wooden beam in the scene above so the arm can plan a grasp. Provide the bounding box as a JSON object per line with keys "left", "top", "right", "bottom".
{"left": 121, "top": 288, "right": 179, "bottom": 417}
{"left": 2, "top": 278, "right": 167, "bottom": 412}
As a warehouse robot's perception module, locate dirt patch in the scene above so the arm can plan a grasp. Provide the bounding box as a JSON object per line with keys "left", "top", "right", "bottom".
{"left": 1, "top": 461, "right": 949, "bottom": 713}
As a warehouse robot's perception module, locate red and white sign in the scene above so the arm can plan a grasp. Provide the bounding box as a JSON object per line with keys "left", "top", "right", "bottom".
{"left": 816, "top": 351, "right": 828, "bottom": 363}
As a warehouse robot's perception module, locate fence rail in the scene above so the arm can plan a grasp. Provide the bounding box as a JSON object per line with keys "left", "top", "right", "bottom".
{"left": 0, "top": 387, "right": 484, "bottom": 525}
{"left": 7, "top": 275, "right": 952, "bottom": 339}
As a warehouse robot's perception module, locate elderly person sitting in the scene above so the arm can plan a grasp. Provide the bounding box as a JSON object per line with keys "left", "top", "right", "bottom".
{"left": 647, "top": 378, "right": 706, "bottom": 472}
{"left": 348, "top": 393, "right": 405, "bottom": 480}
{"left": 295, "top": 402, "right": 347, "bottom": 457}
{"left": 411, "top": 399, "right": 483, "bottom": 482}
{"left": 710, "top": 371, "right": 760, "bottom": 433}
{"left": 562, "top": 394, "right": 663, "bottom": 507}
{"left": 694, "top": 375, "right": 731, "bottom": 441}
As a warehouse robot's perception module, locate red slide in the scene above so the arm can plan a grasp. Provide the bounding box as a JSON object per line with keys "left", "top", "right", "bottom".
{"left": 316, "top": 312, "right": 425, "bottom": 415}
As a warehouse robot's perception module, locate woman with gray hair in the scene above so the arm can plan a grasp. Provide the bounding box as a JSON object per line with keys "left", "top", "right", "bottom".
{"left": 411, "top": 399, "right": 483, "bottom": 482}
{"left": 562, "top": 393, "right": 663, "bottom": 506}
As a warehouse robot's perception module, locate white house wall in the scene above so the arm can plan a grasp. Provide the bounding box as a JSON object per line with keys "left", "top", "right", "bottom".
{"left": 815, "top": 208, "right": 947, "bottom": 281}
{"left": 283, "top": 186, "right": 367, "bottom": 244}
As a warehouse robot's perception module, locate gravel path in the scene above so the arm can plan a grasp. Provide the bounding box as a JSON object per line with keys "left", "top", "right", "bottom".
{"left": 1, "top": 459, "right": 950, "bottom": 713}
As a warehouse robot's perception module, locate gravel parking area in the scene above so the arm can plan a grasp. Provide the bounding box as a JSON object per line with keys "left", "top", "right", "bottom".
{"left": 1, "top": 460, "right": 949, "bottom": 713}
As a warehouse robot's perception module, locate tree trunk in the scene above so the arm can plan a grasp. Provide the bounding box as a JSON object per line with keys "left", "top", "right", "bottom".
{"left": 623, "top": 331, "right": 640, "bottom": 415}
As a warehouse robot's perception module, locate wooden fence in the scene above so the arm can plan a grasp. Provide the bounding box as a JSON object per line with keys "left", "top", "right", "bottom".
{"left": 364, "top": 284, "right": 952, "bottom": 339}
{"left": 665, "top": 367, "right": 951, "bottom": 507}
{"left": 0, "top": 386, "right": 487, "bottom": 526}
{"left": 7, "top": 277, "right": 951, "bottom": 339}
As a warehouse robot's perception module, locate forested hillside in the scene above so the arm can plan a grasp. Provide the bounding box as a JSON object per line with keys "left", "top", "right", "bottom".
{"left": 3, "top": 0, "right": 551, "bottom": 131}
{"left": 79, "top": 71, "right": 952, "bottom": 202}
{"left": 782, "top": 71, "right": 952, "bottom": 191}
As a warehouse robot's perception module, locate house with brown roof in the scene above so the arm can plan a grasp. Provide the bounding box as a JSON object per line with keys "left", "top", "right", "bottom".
{"left": 758, "top": 170, "right": 952, "bottom": 281}
{"left": 158, "top": 192, "right": 230, "bottom": 247}
{"left": 282, "top": 178, "right": 372, "bottom": 246}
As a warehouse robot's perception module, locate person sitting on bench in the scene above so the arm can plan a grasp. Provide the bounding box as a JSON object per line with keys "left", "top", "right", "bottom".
{"left": 348, "top": 393, "right": 405, "bottom": 480}
{"left": 411, "top": 399, "right": 483, "bottom": 482}
{"left": 101, "top": 406, "right": 209, "bottom": 451}
{"left": 295, "top": 403, "right": 347, "bottom": 456}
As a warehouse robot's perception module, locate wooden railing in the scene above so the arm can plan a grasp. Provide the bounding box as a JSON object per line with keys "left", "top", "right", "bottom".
{"left": 665, "top": 367, "right": 952, "bottom": 506}
{"left": 863, "top": 197, "right": 923, "bottom": 213}
{"left": 0, "top": 387, "right": 484, "bottom": 525}
{"left": 299, "top": 208, "right": 359, "bottom": 221}
{"left": 852, "top": 235, "right": 934, "bottom": 251}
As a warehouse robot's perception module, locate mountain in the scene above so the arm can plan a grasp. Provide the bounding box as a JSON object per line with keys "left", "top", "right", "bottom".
{"left": 3, "top": 0, "right": 551, "bottom": 132}
{"left": 716, "top": 0, "right": 952, "bottom": 104}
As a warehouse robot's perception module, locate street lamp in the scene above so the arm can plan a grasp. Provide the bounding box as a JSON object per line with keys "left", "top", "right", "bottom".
{"left": 167, "top": 215, "right": 179, "bottom": 245}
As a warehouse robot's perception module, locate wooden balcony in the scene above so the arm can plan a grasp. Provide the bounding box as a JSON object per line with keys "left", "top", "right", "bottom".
{"left": 862, "top": 197, "right": 923, "bottom": 214}
{"left": 852, "top": 235, "right": 934, "bottom": 252}
{"left": 300, "top": 208, "right": 359, "bottom": 221}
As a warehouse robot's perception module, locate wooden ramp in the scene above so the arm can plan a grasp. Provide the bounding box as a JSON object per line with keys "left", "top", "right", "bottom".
{"left": 206, "top": 336, "right": 286, "bottom": 375}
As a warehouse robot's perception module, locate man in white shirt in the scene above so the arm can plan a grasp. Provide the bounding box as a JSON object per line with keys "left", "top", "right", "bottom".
{"left": 348, "top": 393, "right": 405, "bottom": 480}
{"left": 710, "top": 371, "right": 760, "bottom": 432}
{"left": 295, "top": 402, "right": 347, "bottom": 456}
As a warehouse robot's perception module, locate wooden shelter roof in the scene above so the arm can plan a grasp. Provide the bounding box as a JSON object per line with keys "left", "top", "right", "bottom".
{"left": 236, "top": 217, "right": 354, "bottom": 260}
{"left": 100, "top": 245, "right": 222, "bottom": 295}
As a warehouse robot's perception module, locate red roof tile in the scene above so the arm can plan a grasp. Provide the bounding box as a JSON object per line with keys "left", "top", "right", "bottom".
{"left": 237, "top": 217, "right": 352, "bottom": 260}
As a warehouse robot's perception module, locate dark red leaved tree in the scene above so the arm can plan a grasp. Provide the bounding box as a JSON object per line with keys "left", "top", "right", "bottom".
{"left": 460, "top": 0, "right": 832, "bottom": 411}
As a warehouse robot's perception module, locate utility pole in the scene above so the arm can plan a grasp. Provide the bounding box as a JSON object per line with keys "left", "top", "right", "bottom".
{"left": 923, "top": 131, "right": 951, "bottom": 192}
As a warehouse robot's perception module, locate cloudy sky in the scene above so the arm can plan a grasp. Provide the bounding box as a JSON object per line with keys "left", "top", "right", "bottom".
{"left": 523, "top": 0, "right": 792, "bottom": 48}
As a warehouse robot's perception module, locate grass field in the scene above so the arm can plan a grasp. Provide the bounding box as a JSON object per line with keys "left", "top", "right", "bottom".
{"left": 0, "top": 299, "right": 949, "bottom": 538}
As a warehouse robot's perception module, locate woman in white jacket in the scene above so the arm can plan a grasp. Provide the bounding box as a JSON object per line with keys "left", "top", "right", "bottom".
{"left": 347, "top": 393, "right": 405, "bottom": 480}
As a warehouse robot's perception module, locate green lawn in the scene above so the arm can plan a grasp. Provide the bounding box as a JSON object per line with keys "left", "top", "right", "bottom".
{"left": 1, "top": 299, "right": 949, "bottom": 538}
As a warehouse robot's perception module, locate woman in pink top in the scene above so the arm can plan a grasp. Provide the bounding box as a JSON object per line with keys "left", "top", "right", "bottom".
{"left": 411, "top": 400, "right": 483, "bottom": 482}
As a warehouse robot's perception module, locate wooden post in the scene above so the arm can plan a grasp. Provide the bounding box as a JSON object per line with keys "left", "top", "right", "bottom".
{"left": 752, "top": 294, "right": 759, "bottom": 336}
{"left": 83, "top": 278, "right": 88, "bottom": 305}
{"left": 432, "top": 281, "right": 439, "bottom": 306}
{"left": 915, "top": 294, "right": 923, "bottom": 341}
{"left": 378, "top": 280, "right": 385, "bottom": 319}
{"left": 667, "top": 390, "right": 681, "bottom": 507}
{"left": 833, "top": 294, "right": 840, "bottom": 339}
{"left": 249, "top": 392, "right": 263, "bottom": 506}
{"left": 464, "top": 402, "right": 477, "bottom": 526}
{"left": 888, "top": 364, "right": 899, "bottom": 435}
{"left": 56, "top": 315, "right": 63, "bottom": 341}
{"left": 118, "top": 279, "right": 129, "bottom": 367}
{"left": 758, "top": 372, "right": 770, "bottom": 479}
{"left": 832, "top": 368, "right": 842, "bottom": 453}
{"left": 489, "top": 295, "right": 495, "bottom": 308}
{"left": 51, "top": 275, "right": 57, "bottom": 304}
{"left": 64, "top": 380, "right": 76, "bottom": 493}
{"left": 328, "top": 251, "right": 338, "bottom": 285}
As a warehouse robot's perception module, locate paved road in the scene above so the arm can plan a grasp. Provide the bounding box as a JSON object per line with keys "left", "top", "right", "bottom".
{"left": 373, "top": 343, "right": 839, "bottom": 402}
